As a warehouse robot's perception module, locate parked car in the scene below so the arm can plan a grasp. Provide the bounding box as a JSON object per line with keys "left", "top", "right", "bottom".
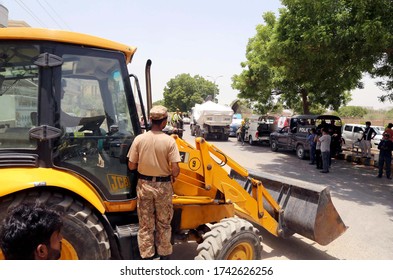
{"left": 238, "top": 115, "right": 277, "bottom": 145}
{"left": 269, "top": 114, "right": 343, "bottom": 159}
{"left": 229, "top": 113, "right": 243, "bottom": 137}
{"left": 182, "top": 116, "right": 190, "bottom": 124}
{"left": 341, "top": 124, "right": 382, "bottom": 149}
{"left": 162, "top": 123, "right": 183, "bottom": 138}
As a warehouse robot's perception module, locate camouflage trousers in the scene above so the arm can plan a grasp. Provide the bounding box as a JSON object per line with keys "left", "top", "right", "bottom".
{"left": 136, "top": 179, "right": 174, "bottom": 259}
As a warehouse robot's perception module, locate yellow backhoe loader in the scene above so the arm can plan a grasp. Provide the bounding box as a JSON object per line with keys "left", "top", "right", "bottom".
{"left": 0, "top": 28, "right": 346, "bottom": 260}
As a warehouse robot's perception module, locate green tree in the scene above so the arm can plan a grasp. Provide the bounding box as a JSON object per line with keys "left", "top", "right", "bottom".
{"left": 366, "top": 1, "right": 393, "bottom": 102}
{"left": 163, "top": 74, "right": 217, "bottom": 112}
{"left": 152, "top": 99, "right": 165, "bottom": 106}
{"left": 231, "top": 12, "right": 277, "bottom": 114}
{"left": 338, "top": 106, "right": 369, "bottom": 118}
{"left": 233, "top": 0, "right": 392, "bottom": 114}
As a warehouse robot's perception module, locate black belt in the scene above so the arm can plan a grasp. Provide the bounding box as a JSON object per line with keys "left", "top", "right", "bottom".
{"left": 138, "top": 174, "right": 171, "bottom": 182}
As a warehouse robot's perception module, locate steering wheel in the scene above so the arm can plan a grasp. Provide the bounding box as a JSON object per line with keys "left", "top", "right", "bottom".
{"left": 78, "top": 115, "right": 106, "bottom": 132}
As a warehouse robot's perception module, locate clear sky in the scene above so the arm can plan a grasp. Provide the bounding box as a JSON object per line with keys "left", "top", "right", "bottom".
{"left": 2, "top": 0, "right": 391, "bottom": 110}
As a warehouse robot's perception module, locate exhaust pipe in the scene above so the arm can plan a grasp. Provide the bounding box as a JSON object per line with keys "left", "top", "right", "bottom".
{"left": 145, "top": 59, "right": 152, "bottom": 114}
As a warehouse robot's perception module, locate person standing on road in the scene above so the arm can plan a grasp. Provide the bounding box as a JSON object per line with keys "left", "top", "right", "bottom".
{"left": 384, "top": 123, "right": 393, "bottom": 140}
{"left": 307, "top": 128, "right": 317, "bottom": 165}
{"left": 127, "top": 105, "right": 181, "bottom": 260}
{"left": 319, "top": 128, "right": 331, "bottom": 173}
{"left": 361, "top": 121, "right": 377, "bottom": 158}
{"left": 172, "top": 109, "right": 183, "bottom": 129}
{"left": 240, "top": 120, "right": 248, "bottom": 146}
{"left": 315, "top": 131, "right": 323, "bottom": 170}
{"left": 377, "top": 132, "right": 393, "bottom": 179}
{"left": 0, "top": 203, "right": 63, "bottom": 260}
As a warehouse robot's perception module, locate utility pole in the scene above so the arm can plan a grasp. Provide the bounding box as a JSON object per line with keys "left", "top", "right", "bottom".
{"left": 207, "top": 75, "right": 223, "bottom": 102}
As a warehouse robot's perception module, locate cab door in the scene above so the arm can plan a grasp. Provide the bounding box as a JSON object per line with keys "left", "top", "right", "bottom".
{"left": 52, "top": 45, "right": 140, "bottom": 201}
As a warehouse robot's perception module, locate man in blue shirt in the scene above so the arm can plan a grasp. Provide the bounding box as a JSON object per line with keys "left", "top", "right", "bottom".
{"left": 377, "top": 133, "right": 393, "bottom": 179}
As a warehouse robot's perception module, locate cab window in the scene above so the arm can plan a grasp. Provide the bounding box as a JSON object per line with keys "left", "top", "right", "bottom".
{"left": 55, "top": 51, "right": 135, "bottom": 198}
{"left": 0, "top": 43, "right": 39, "bottom": 149}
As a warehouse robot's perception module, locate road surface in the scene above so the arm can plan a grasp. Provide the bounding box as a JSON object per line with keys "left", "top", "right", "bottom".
{"left": 172, "top": 129, "right": 393, "bottom": 260}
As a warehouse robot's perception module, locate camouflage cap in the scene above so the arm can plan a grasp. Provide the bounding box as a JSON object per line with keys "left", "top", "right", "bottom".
{"left": 150, "top": 105, "right": 168, "bottom": 120}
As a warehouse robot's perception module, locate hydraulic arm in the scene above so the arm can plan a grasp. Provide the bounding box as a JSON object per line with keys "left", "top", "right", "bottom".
{"left": 172, "top": 135, "right": 347, "bottom": 245}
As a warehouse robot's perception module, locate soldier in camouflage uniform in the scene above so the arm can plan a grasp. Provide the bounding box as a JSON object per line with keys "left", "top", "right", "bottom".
{"left": 127, "top": 105, "right": 181, "bottom": 260}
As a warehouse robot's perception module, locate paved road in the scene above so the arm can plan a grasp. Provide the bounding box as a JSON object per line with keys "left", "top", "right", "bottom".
{"left": 172, "top": 128, "right": 393, "bottom": 260}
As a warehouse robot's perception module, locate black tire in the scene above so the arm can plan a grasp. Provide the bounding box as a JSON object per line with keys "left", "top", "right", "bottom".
{"left": 270, "top": 140, "right": 278, "bottom": 151}
{"left": 0, "top": 191, "right": 110, "bottom": 260}
{"left": 195, "top": 126, "right": 201, "bottom": 137}
{"left": 296, "top": 145, "right": 305, "bottom": 159}
{"left": 195, "top": 217, "right": 262, "bottom": 260}
{"left": 249, "top": 136, "right": 254, "bottom": 145}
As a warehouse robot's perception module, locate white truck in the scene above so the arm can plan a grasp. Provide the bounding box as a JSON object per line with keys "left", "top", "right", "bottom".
{"left": 190, "top": 101, "right": 234, "bottom": 140}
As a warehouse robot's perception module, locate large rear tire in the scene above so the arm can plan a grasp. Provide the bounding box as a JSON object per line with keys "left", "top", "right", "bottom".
{"left": 270, "top": 140, "right": 278, "bottom": 151}
{"left": 296, "top": 144, "right": 305, "bottom": 159}
{"left": 195, "top": 217, "right": 262, "bottom": 260}
{"left": 0, "top": 191, "right": 110, "bottom": 260}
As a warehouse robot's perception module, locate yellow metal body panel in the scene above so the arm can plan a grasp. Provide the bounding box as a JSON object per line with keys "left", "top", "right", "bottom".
{"left": 174, "top": 203, "right": 234, "bottom": 230}
{"left": 103, "top": 199, "right": 137, "bottom": 212}
{"left": 0, "top": 168, "right": 105, "bottom": 213}
{"left": 172, "top": 135, "right": 281, "bottom": 237}
{"left": 0, "top": 28, "right": 136, "bottom": 63}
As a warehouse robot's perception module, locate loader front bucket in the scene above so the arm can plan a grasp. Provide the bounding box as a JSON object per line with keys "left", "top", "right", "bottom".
{"left": 231, "top": 169, "right": 347, "bottom": 245}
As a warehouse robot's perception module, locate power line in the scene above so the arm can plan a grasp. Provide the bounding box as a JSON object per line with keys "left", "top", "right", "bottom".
{"left": 36, "top": 0, "right": 64, "bottom": 29}
{"left": 14, "top": 0, "right": 48, "bottom": 27}
{"left": 41, "top": 0, "right": 73, "bottom": 30}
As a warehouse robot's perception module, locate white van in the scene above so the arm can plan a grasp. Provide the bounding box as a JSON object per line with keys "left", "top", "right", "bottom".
{"left": 240, "top": 115, "right": 277, "bottom": 145}
{"left": 342, "top": 124, "right": 382, "bottom": 149}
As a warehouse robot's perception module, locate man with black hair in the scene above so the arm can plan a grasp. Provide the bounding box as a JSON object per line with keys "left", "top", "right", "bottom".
{"left": 0, "top": 203, "right": 63, "bottom": 260}
{"left": 361, "top": 121, "right": 377, "bottom": 158}
{"left": 127, "top": 105, "right": 181, "bottom": 260}
{"left": 384, "top": 123, "right": 393, "bottom": 140}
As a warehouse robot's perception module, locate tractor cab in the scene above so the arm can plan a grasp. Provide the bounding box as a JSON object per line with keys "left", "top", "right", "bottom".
{"left": 0, "top": 29, "right": 141, "bottom": 202}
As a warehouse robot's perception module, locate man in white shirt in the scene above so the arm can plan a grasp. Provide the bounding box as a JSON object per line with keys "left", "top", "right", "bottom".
{"left": 319, "top": 128, "right": 331, "bottom": 173}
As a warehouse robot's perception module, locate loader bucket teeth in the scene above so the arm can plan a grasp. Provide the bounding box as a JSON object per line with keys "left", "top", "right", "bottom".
{"left": 231, "top": 170, "right": 347, "bottom": 245}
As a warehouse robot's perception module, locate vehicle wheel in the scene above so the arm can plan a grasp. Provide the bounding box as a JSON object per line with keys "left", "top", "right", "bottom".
{"left": 195, "top": 127, "right": 201, "bottom": 137}
{"left": 190, "top": 125, "right": 195, "bottom": 136}
{"left": 0, "top": 191, "right": 110, "bottom": 260}
{"left": 270, "top": 140, "right": 278, "bottom": 151}
{"left": 249, "top": 136, "right": 254, "bottom": 145}
{"left": 296, "top": 145, "right": 305, "bottom": 159}
{"left": 195, "top": 217, "right": 262, "bottom": 260}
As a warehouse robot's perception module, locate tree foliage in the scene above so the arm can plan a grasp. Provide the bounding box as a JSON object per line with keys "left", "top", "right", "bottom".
{"left": 163, "top": 74, "right": 217, "bottom": 113}
{"left": 338, "top": 106, "right": 369, "bottom": 118}
{"left": 232, "top": 0, "right": 393, "bottom": 114}
{"left": 231, "top": 12, "right": 277, "bottom": 114}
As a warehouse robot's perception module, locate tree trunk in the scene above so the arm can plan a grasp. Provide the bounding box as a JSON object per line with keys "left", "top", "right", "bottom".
{"left": 300, "top": 88, "right": 310, "bottom": 114}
